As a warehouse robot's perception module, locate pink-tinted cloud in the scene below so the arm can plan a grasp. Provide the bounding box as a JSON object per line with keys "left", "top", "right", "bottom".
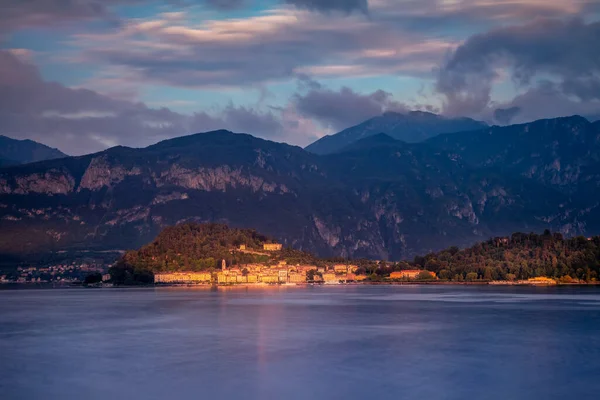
{"left": 0, "top": 50, "right": 319, "bottom": 154}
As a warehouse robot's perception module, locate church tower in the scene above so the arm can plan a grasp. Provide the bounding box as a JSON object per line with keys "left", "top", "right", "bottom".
{"left": 221, "top": 259, "right": 226, "bottom": 271}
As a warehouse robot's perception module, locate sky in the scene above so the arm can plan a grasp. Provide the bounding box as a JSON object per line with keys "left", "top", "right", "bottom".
{"left": 1, "top": 0, "right": 600, "bottom": 155}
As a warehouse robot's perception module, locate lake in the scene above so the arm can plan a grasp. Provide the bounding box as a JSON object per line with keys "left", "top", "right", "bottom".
{"left": 1, "top": 285, "right": 600, "bottom": 400}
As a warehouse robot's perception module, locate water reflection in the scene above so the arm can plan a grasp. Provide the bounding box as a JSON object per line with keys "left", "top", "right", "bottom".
{"left": 1, "top": 286, "right": 599, "bottom": 400}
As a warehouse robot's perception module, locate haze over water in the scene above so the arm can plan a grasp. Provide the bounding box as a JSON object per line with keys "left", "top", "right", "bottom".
{"left": 1, "top": 286, "right": 600, "bottom": 400}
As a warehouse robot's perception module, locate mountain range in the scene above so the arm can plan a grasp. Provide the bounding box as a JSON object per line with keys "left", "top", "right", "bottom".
{"left": 1, "top": 114, "right": 599, "bottom": 263}
{"left": 0, "top": 135, "right": 67, "bottom": 167}
{"left": 304, "top": 111, "right": 487, "bottom": 155}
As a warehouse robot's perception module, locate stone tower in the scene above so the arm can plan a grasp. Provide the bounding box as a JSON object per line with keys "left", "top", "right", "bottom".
{"left": 221, "top": 259, "right": 226, "bottom": 271}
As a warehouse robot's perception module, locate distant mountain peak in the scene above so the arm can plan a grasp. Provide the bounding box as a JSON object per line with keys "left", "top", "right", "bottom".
{"left": 0, "top": 135, "right": 67, "bottom": 165}
{"left": 305, "top": 111, "right": 487, "bottom": 155}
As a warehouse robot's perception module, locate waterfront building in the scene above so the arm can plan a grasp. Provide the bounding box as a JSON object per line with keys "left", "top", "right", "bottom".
{"left": 155, "top": 272, "right": 212, "bottom": 283}
{"left": 261, "top": 275, "right": 279, "bottom": 283}
{"left": 288, "top": 273, "right": 306, "bottom": 283}
{"left": 390, "top": 270, "right": 435, "bottom": 279}
{"left": 333, "top": 265, "right": 349, "bottom": 273}
{"left": 278, "top": 270, "right": 288, "bottom": 282}
{"left": 526, "top": 277, "right": 557, "bottom": 285}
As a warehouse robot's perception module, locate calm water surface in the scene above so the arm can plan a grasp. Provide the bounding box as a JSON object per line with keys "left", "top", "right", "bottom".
{"left": 1, "top": 285, "right": 600, "bottom": 400}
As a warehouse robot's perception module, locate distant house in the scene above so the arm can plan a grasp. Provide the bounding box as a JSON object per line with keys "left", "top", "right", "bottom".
{"left": 263, "top": 243, "right": 282, "bottom": 251}
{"left": 322, "top": 273, "right": 338, "bottom": 283}
{"left": 390, "top": 270, "right": 435, "bottom": 280}
{"left": 155, "top": 272, "right": 212, "bottom": 283}
{"left": 239, "top": 244, "right": 246, "bottom": 250}
{"left": 288, "top": 273, "right": 306, "bottom": 283}
{"left": 333, "top": 264, "right": 349, "bottom": 273}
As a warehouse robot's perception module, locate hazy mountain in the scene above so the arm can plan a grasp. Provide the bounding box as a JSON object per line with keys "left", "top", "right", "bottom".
{"left": 305, "top": 111, "right": 487, "bottom": 155}
{"left": 0, "top": 135, "right": 67, "bottom": 165}
{"left": 2, "top": 118, "right": 594, "bottom": 263}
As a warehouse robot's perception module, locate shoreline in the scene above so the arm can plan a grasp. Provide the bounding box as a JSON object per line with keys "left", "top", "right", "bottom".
{"left": 3, "top": 281, "right": 600, "bottom": 289}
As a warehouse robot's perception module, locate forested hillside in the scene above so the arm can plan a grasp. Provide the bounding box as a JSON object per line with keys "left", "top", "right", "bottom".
{"left": 411, "top": 230, "right": 600, "bottom": 282}
{"left": 120, "top": 224, "right": 271, "bottom": 271}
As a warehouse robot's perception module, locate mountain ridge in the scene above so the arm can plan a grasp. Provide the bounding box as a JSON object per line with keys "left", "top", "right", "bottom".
{"left": 0, "top": 116, "right": 598, "bottom": 263}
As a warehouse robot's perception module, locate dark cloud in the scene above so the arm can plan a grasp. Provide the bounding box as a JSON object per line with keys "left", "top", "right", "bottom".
{"left": 494, "top": 107, "right": 521, "bottom": 125}
{"left": 0, "top": 0, "right": 368, "bottom": 35}
{"left": 487, "top": 81, "right": 600, "bottom": 124}
{"left": 0, "top": 0, "right": 130, "bottom": 34}
{"left": 436, "top": 18, "right": 600, "bottom": 116}
{"left": 0, "top": 50, "right": 300, "bottom": 155}
{"left": 204, "top": 0, "right": 246, "bottom": 10}
{"left": 285, "top": 0, "right": 368, "bottom": 13}
{"left": 293, "top": 85, "right": 407, "bottom": 131}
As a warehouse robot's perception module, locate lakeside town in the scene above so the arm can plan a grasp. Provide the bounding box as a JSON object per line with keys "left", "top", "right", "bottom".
{"left": 0, "top": 262, "right": 110, "bottom": 284}
{"left": 3, "top": 238, "right": 593, "bottom": 286}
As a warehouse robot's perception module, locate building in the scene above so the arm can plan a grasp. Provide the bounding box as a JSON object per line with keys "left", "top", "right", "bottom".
{"left": 526, "top": 277, "right": 557, "bottom": 285}
{"left": 263, "top": 243, "right": 283, "bottom": 251}
{"left": 322, "top": 273, "right": 339, "bottom": 283}
{"left": 217, "top": 272, "right": 228, "bottom": 284}
{"left": 239, "top": 244, "right": 246, "bottom": 250}
{"left": 278, "top": 270, "right": 288, "bottom": 282}
{"left": 261, "top": 275, "right": 279, "bottom": 283}
{"left": 288, "top": 273, "right": 306, "bottom": 283}
{"left": 333, "top": 264, "right": 349, "bottom": 273}
{"left": 390, "top": 270, "right": 435, "bottom": 280}
{"left": 155, "top": 272, "right": 212, "bottom": 284}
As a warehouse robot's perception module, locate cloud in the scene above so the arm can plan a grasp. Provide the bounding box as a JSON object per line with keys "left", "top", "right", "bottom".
{"left": 494, "top": 106, "right": 521, "bottom": 125}
{"left": 205, "top": 0, "right": 247, "bottom": 10}
{"left": 489, "top": 82, "right": 600, "bottom": 124}
{"left": 0, "top": 50, "right": 317, "bottom": 155}
{"left": 285, "top": 0, "right": 368, "bottom": 14}
{"left": 0, "top": 0, "right": 366, "bottom": 36}
{"left": 436, "top": 18, "right": 600, "bottom": 116}
{"left": 293, "top": 84, "right": 407, "bottom": 131}
{"left": 69, "top": 6, "right": 457, "bottom": 89}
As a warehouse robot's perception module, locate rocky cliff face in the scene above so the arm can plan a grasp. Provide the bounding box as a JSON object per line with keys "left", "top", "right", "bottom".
{"left": 1, "top": 120, "right": 598, "bottom": 261}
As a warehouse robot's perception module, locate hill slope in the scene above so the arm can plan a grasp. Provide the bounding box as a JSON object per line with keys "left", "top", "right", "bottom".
{"left": 414, "top": 231, "right": 600, "bottom": 282}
